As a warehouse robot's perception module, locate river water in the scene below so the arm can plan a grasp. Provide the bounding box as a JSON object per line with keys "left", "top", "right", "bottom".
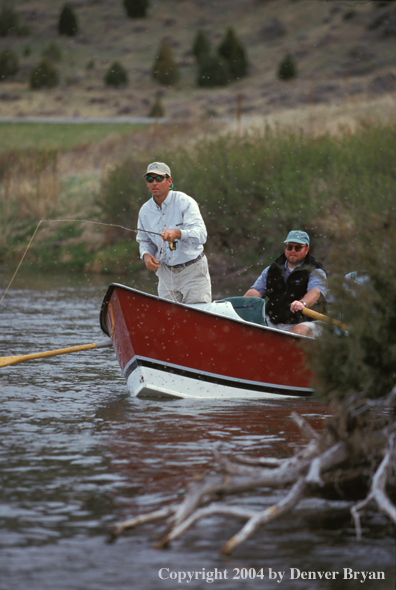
{"left": 0, "top": 271, "right": 394, "bottom": 590}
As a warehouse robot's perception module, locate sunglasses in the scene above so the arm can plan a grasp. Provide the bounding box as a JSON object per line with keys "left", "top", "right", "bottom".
{"left": 285, "top": 244, "right": 306, "bottom": 252}
{"left": 146, "top": 175, "right": 166, "bottom": 183}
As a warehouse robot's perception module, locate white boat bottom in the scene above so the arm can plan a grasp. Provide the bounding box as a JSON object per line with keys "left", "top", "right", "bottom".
{"left": 126, "top": 364, "right": 309, "bottom": 400}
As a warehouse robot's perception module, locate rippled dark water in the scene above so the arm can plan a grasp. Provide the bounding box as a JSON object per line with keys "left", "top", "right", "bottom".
{"left": 0, "top": 271, "right": 394, "bottom": 590}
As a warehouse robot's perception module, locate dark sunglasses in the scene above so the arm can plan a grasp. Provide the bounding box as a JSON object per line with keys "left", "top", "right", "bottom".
{"left": 285, "top": 243, "right": 306, "bottom": 252}
{"left": 146, "top": 175, "right": 166, "bottom": 183}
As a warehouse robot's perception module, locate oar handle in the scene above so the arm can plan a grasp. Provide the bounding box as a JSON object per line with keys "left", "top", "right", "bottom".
{"left": 302, "top": 307, "right": 348, "bottom": 331}
{"left": 0, "top": 339, "right": 113, "bottom": 368}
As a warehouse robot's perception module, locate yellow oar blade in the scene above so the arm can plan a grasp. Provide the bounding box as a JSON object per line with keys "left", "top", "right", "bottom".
{"left": 302, "top": 307, "right": 349, "bottom": 331}
{"left": 0, "top": 340, "right": 112, "bottom": 368}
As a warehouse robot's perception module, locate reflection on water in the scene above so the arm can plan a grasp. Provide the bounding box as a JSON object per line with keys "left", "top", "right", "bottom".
{"left": 0, "top": 271, "right": 394, "bottom": 590}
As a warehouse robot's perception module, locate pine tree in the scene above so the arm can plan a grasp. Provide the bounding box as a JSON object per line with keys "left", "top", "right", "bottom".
{"left": 123, "top": 0, "right": 149, "bottom": 18}
{"left": 192, "top": 30, "right": 211, "bottom": 65}
{"left": 148, "top": 95, "right": 164, "bottom": 118}
{"left": 197, "top": 54, "right": 230, "bottom": 87}
{"left": 217, "top": 27, "right": 248, "bottom": 81}
{"left": 58, "top": 4, "right": 78, "bottom": 37}
{"left": 0, "top": 2, "right": 20, "bottom": 36}
{"left": 277, "top": 52, "right": 297, "bottom": 80}
{"left": 104, "top": 62, "right": 128, "bottom": 88}
{"left": 0, "top": 47, "right": 19, "bottom": 80}
{"left": 152, "top": 40, "right": 179, "bottom": 86}
{"left": 30, "top": 59, "right": 59, "bottom": 89}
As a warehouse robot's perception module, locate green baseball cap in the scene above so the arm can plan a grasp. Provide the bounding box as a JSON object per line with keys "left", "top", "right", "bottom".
{"left": 284, "top": 230, "right": 310, "bottom": 245}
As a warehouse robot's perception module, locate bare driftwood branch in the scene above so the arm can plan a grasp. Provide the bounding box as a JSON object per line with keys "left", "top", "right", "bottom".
{"left": 109, "top": 505, "right": 177, "bottom": 538}
{"left": 221, "top": 477, "right": 307, "bottom": 554}
{"left": 306, "top": 441, "right": 348, "bottom": 486}
{"left": 291, "top": 411, "right": 321, "bottom": 441}
{"left": 351, "top": 435, "right": 396, "bottom": 540}
{"left": 109, "top": 390, "right": 396, "bottom": 552}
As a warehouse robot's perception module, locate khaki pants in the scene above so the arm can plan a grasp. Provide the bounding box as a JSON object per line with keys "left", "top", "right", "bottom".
{"left": 157, "top": 255, "right": 212, "bottom": 304}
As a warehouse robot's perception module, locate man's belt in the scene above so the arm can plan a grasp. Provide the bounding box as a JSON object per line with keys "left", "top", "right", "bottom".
{"left": 166, "top": 252, "right": 204, "bottom": 270}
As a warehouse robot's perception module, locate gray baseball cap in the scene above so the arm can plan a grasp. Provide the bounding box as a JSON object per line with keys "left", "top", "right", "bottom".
{"left": 144, "top": 162, "right": 171, "bottom": 177}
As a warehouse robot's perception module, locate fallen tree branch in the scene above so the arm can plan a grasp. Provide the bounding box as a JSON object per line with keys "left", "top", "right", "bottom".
{"left": 109, "top": 390, "right": 396, "bottom": 552}
{"left": 109, "top": 505, "right": 177, "bottom": 538}
{"left": 351, "top": 435, "right": 396, "bottom": 540}
{"left": 221, "top": 476, "right": 307, "bottom": 554}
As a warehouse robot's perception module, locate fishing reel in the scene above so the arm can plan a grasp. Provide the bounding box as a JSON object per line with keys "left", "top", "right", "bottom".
{"left": 169, "top": 241, "right": 177, "bottom": 251}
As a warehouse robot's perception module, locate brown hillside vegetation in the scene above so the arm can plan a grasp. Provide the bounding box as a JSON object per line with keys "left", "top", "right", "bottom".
{"left": 0, "top": 0, "right": 395, "bottom": 123}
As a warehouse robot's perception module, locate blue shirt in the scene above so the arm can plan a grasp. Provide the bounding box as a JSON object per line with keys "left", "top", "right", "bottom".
{"left": 137, "top": 190, "right": 207, "bottom": 266}
{"left": 251, "top": 260, "right": 328, "bottom": 298}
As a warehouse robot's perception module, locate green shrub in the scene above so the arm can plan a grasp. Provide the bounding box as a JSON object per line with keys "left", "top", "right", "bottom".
{"left": 30, "top": 59, "right": 60, "bottom": 89}
{"left": 104, "top": 61, "right": 128, "bottom": 88}
{"left": 42, "top": 42, "right": 62, "bottom": 62}
{"left": 197, "top": 54, "right": 230, "bottom": 87}
{"left": 277, "top": 52, "right": 297, "bottom": 80}
{"left": 192, "top": 30, "right": 211, "bottom": 64}
{"left": 217, "top": 26, "right": 248, "bottom": 80}
{"left": 123, "top": 0, "right": 149, "bottom": 18}
{"left": 0, "top": 47, "right": 19, "bottom": 80}
{"left": 305, "top": 213, "right": 396, "bottom": 401}
{"left": 148, "top": 95, "right": 164, "bottom": 118}
{"left": 96, "top": 124, "right": 396, "bottom": 267}
{"left": 58, "top": 4, "right": 78, "bottom": 37}
{"left": 152, "top": 40, "right": 179, "bottom": 86}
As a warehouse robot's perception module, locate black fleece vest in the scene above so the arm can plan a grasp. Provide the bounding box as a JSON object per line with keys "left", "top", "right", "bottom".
{"left": 265, "top": 253, "right": 326, "bottom": 324}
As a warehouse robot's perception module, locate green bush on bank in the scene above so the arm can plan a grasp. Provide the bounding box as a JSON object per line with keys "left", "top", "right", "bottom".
{"left": 305, "top": 213, "right": 396, "bottom": 401}
{"left": 96, "top": 124, "right": 396, "bottom": 268}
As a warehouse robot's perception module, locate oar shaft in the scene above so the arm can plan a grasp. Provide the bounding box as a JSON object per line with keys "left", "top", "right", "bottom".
{"left": 0, "top": 340, "right": 113, "bottom": 368}
{"left": 302, "top": 307, "right": 348, "bottom": 331}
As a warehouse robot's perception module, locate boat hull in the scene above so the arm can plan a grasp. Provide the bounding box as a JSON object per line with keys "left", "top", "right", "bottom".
{"left": 100, "top": 284, "right": 314, "bottom": 400}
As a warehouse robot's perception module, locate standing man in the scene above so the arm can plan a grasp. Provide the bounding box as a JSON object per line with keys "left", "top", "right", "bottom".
{"left": 244, "top": 230, "right": 327, "bottom": 337}
{"left": 137, "top": 162, "right": 212, "bottom": 304}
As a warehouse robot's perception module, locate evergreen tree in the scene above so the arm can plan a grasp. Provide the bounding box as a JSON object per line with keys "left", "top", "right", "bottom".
{"left": 152, "top": 40, "right": 179, "bottom": 86}
{"left": 0, "top": 1, "right": 20, "bottom": 36}
{"left": 0, "top": 47, "right": 19, "bottom": 80}
{"left": 58, "top": 4, "right": 78, "bottom": 37}
{"left": 197, "top": 54, "right": 230, "bottom": 87}
{"left": 217, "top": 27, "right": 248, "bottom": 80}
{"left": 192, "top": 30, "right": 211, "bottom": 65}
{"left": 104, "top": 62, "right": 128, "bottom": 88}
{"left": 30, "top": 59, "right": 59, "bottom": 89}
{"left": 123, "top": 0, "right": 149, "bottom": 18}
{"left": 277, "top": 52, "right": 297, "bottom": 80}
{"left": 148, "top": 95, "right": 164, "bottom": 118}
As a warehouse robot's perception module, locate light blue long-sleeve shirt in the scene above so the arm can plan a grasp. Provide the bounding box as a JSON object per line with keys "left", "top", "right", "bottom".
{"left": 137, "top": 190, "right": 207, "bottom": 266}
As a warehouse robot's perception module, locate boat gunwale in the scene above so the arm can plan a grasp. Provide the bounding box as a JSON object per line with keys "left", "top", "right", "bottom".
{"left": 99, "top": 282, "right": 312, "bottom": 342}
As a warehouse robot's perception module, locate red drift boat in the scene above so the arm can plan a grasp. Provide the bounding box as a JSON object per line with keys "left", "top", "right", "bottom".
{"left": 100, "top": 283, "right": 314, "bottom": 400}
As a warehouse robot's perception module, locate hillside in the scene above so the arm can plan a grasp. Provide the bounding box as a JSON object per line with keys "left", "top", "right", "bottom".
{"left": 0, "top": 0, "right": 396, "bottom": 123}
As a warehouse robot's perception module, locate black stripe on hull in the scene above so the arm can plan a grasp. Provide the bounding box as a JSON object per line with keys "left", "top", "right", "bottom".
{"left": 124, "top": 358, "right": 312, "bottom": 398}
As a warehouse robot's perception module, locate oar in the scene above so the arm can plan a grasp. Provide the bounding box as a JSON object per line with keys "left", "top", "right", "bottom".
{"left": 302, "top": 307, "right": 348, "bottom": 331}
{"left": 0, "top": 339, "right": 113, "bottom": 368}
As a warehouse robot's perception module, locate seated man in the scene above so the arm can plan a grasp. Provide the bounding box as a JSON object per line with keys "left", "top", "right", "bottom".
{"left": 244, "top": 230, "right": 328, "bottom": 337}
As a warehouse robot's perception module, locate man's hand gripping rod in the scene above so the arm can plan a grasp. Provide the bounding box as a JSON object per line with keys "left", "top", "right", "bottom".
{"left": 132, "top": 227, "right": 177, "bottom": 250}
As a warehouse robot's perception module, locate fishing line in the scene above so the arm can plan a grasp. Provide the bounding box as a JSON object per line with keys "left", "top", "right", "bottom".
{"left": 0, "top": 218, "right": 177, "bottom": 306}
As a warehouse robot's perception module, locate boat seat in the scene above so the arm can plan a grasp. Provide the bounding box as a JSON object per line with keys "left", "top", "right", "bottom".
{"left": 218, "top": 297, "right": 267, "bottom": 326}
